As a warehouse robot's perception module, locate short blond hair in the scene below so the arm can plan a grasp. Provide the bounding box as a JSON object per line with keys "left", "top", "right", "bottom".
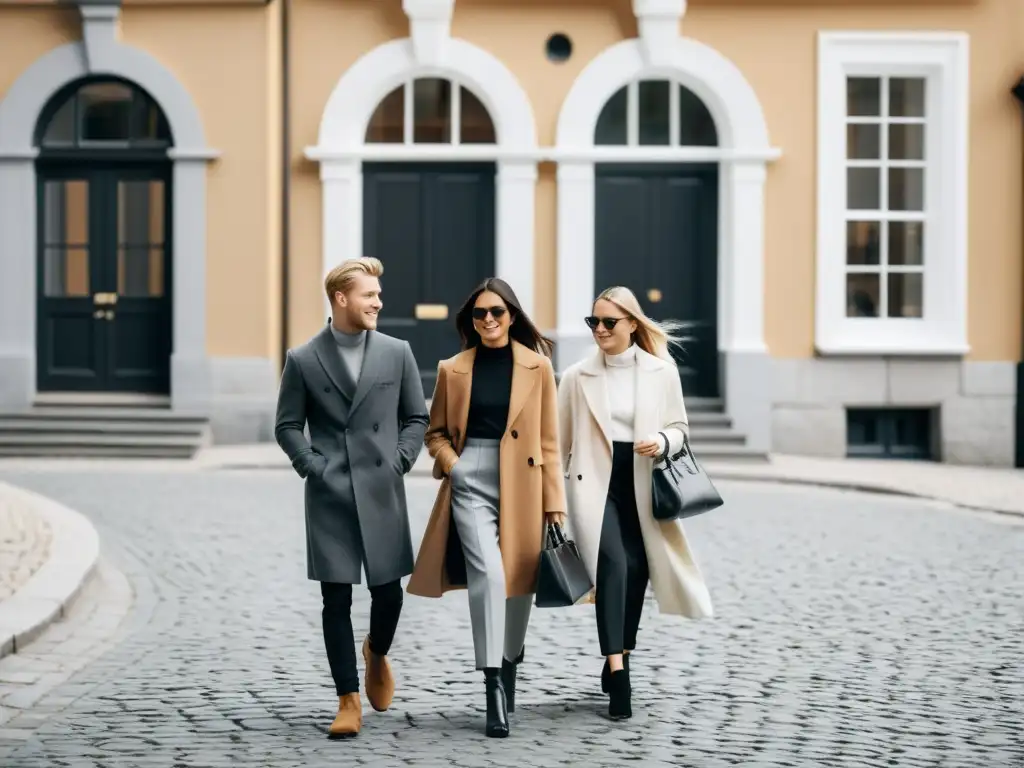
{"left": 324, "top": 257, "right": 383, "bottom": 303}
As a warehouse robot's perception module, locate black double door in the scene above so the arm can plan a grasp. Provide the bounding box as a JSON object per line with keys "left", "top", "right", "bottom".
{"left": 36, "top": 164, "right": 172, "bottom": 394}
{"left": 595, "top": 163, "right": 719, "bottom": 397}
{"left": 363, "top": 162, "right": 496, "bottom": 394}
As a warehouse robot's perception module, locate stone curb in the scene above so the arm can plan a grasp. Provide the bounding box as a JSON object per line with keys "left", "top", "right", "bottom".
{"left": 0, "top": 482, "right": 100, "bottom": 659}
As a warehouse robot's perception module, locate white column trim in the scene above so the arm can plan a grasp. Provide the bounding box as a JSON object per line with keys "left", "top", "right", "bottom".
{"left": 497, "top": 160, "right": 538, "bottom": 316}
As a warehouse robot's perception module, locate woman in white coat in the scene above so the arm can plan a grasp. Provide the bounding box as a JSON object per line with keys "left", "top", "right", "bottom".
{"left": 557, "top": 286, "right": 713, "bottom": 720}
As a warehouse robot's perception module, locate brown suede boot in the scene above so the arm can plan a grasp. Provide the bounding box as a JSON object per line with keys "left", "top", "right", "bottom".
{"left": 362, "top": 635, "right": 395, "bottom": 712}
{"left": 327, "top": 693, "right": 361, "bottom": 738}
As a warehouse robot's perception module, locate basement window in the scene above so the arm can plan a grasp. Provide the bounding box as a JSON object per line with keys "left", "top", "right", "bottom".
{"left": 846, "top": 407, "right": 936, "bottom": 460}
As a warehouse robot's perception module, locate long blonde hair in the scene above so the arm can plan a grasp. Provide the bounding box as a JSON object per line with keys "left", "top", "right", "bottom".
{"left": 595, "top": 286, "right": 688, "bottom": 362}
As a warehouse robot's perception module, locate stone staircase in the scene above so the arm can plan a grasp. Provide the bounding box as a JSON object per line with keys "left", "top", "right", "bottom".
{"left": 685, "top": 397, "right": 768, "bottom": 463}
{"left": 0, "top": 399, "right": 211, "bottom": 459}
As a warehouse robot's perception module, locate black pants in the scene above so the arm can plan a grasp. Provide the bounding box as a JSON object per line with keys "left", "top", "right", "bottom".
{"left": 595, "top": 441, "right": 650, "bottom": 656}
{"left": 320, "top": 579, "right": 403, "bottom": 696}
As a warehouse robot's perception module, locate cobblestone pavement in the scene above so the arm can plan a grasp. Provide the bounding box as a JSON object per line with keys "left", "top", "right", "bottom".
{"left": 0, "top": 469, "right": 1020, "bottom": 768}
{"left": 0, "top": 499, "right": 51, "bottom": 601}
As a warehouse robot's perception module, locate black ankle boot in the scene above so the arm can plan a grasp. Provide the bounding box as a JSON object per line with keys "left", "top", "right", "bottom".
{"left": 484, "top": 671, "right": 509, "bottom": 738}
{"left": 607, "top": 668, "right": 632, "bottom": 721}
{"left": 601, "top": 654, "right": 630, "bottom": 693}
{"left": 500, "top": 646, "right": 525, "bottom": 714}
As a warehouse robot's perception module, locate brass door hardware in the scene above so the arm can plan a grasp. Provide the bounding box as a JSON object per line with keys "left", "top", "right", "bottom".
{"left": 647, "top": 288, "right": 663, "bottom": 303}
{"left": 415, "top": 303, "right": 449, "bottom": 320}
{"left": 93, "top": 310, "right": 114, "bottom": 320}
{"left": 93, "top": 292, "right": 118, "bottom": 306}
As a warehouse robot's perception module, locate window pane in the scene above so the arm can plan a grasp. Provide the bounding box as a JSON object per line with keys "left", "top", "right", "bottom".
{"left": 42, "top": 96, "right": 75, "bottom": 145}
{"left": 413, "top": 78, "right": 452, "bottom": 144}
{"left": 365, "top": 85, "right": 404, "bottom": 143}
{"left": 118, "top": 180, "right": 165, "bottom": 246}
{"left": 846, "top": 221, "right": 881, "bottom": 265}
{"left": 595, "top": 86, "right": 627, "bottom": 145}
{"left": 888, "top": 168, "right": 924, "bottom": 211}
{"left": 888, "top": 124, "right": 924, "bottom": 161}
{"left": 637, "top": 80, "right": 670, "bottom": 146}
{"left": 847, "top": 167, "right": 880, "bottom": 210}
{"left": 889, "top": 78, "right": 926, "bottom": 118}
{"left": 888, "top": 272, "right": 923, "bottom": 318}
{"left": 79, "top": 82, "right": 133, "bottom": 141}
{"left": 131, "top": 93, "right": 171, "bottom": 142}
{"left": 888, "top": 221, "right": 924, "bottom": 266}
{"left": 678, "top": 85, "right": 717, "bottom": 146}
{"left": 847, "top": 124, "right": 880, "bottom": 159}
{"left": 846, "top": 273, "right": 880, "bottom": 317}
{"left": 118, "top": 246, "right": 164, "bottom": 298}
{"left": 43, "top": 246, "right": 90, "bottom": 297}
{"left": 847, "top": 77, "right": 881, "bottom": 117}
{"left": 459, "top": 86, "right": 496, "bottom": 144}
{"left": 43, "top": 180, "right": 89, "bottom": 245}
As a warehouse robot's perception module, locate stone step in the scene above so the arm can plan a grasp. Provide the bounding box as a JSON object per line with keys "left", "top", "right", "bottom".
{"left": 0, "top": 407, "right": 207, "bottom": 423}
{"left": 0, "top": 418, "right": 206, "bottom": 436}
{"left": 0, "top": 444, "right": 197, "bottom": 459}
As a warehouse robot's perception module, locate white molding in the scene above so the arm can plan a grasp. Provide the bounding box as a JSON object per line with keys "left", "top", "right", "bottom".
{"left": 402, "top": 0, "right": 455, "bottom": 67}
{"left": 0, "top": 8, "right": 217, "bottom": 412}
{"left": 633, "top": 0, "right": 686, "bottom": 67}
{"left": 554, "top": 35, "right": 777, "bottom": 368}
{"left": 308, "top": 37, "right": 539, "bottom": 315}
{"left": 306, "top": 144, "right": 779, "bottom": 163}
{"left": 815, "top": 31, "right": 970, "bottom": 356}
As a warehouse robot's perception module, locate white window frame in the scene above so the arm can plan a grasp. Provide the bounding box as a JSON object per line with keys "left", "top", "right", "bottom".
{"left": 816, "top": 31, "right": 969, "bottom": 355}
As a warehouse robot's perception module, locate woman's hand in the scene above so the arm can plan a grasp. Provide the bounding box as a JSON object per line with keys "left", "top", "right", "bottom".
{"left": 545, "top": 511, "right": 566, "bottom": 528}
{"left": 633, "top": 439, "right": 662, "bottom": 458}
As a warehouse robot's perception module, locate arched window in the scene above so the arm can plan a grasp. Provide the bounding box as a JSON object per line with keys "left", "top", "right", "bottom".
{"left": 36, "top": 78, "right": 171, "bottom": 148}
{"left": 365, "top": 78, "right": 496, "bottom": 145}
{"left": 594, "top": 80, "right": 717, "bottom": 147}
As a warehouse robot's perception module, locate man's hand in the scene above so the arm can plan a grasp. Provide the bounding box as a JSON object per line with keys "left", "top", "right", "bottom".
{"left": 545, "top": 511, "right": 566, "bottom": 528}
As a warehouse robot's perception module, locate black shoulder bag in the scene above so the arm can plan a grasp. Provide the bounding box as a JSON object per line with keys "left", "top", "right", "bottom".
{"left": 651, "top": 430, "right": 724, "bottom": 521}
{"left": 534, "top": 523, "right": 593, "bottom": 608}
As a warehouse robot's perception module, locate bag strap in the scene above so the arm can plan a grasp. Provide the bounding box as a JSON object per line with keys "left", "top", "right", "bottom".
{"left": 657, "top": 431, "right": 671, "bottom": 459}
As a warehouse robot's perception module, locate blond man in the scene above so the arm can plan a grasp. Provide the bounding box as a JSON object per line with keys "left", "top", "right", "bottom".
{"left": 275, "top": 257, "right": 428, "bottom": 738}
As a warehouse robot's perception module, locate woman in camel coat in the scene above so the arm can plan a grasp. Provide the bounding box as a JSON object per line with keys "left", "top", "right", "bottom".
{"left": 407, "top": 277, "right": 566, "bottom": 738}
{"left": 558, "top": 286, "right": 713, "bottom": 721}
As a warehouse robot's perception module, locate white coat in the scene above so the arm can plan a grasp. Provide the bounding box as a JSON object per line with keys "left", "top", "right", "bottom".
{"left": 557, "top": 346, "right": 714, "bottom": 619}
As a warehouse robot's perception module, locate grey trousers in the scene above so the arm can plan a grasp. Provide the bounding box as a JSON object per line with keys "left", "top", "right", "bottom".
{"left": 450, "top": 438, "right": 533, "bottom": 670}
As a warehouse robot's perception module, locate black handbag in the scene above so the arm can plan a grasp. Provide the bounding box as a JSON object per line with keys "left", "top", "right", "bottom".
{"left": 534, "top": 523, "right": 593, "bottom": 608}
{"left": 651, "top": 431, "right": 724, "bottom": 521}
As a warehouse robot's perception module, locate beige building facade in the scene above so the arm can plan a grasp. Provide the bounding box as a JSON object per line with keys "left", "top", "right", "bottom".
{"left": 0, "top": 0, "right": 1021, "bottom": 464}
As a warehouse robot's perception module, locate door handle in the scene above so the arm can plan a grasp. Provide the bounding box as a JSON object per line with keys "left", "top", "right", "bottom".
{"left": 93, "top": 310, "right": 114, "bottom": 320}
{"left": 415, "top": 303, "right": 449, "bottom": 320}
{"left": 93, "top": 292, "right": 118, "bottom": 306}
{"left": 647, "top": 288, "right": 663, "bottom": 303}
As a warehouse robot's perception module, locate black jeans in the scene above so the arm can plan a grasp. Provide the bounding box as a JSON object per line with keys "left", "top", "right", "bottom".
{"left": 595, "top": 441, "right": 650, "bottom": 656}
{"left": 320, "top": 579, "right": 403, "bottom": 696}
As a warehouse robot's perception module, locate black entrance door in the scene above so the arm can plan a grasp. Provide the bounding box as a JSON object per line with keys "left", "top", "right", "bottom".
{"left": 595, "top": 163, "right": 719, "bottom": 397}
{"left": 363, "top": 162, "right": 496, "bottom": 393}
{"left": 36, "top": 166, "right": 172, "bottom": 394}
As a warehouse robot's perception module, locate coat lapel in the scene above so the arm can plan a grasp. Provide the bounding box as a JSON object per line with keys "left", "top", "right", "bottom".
{"left": 314, "top": 325, "right": 356, "bottom": 404}
{"left": 506, "top": 342, "right": 541, "bottom": 430}
{"left": 448, "top": 347, "right": 475, "bottom": 451}
{"left": 349, "top": 331, "right": 382, "bottom": 415}
{"left": 578, "top": 350, "right": 613, "bottom": 447}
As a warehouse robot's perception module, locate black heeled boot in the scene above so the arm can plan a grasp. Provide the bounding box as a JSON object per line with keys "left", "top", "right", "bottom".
{"left": 607, "top": 668, "right": 632, "bottom": 721}
{"left": 601, "top": 653, "right": 630, "bottom": 693}
{"left": 500, "top": 646, "right": 525, "bottom": 714}
{"left": 483, "top": 669, "right": 509, "bottom": 738}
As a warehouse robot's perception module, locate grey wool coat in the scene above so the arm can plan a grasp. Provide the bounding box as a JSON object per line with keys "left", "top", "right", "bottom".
{"left": 274, "top": 325, "right": 429, "bottom": 586}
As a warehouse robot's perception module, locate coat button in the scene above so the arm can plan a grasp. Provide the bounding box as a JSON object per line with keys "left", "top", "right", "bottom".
{"left": 511, "top": 430, "right": 518, "bottom": 439}
{"left": 324, "top": 386, "right": 330, "bottom": 393}
{"left": 340, "top": 464, "right": 348, "bottom": 473}
{"left": 376, "top": 459, "right": 382, "bottom": 467}
{"left": 577, "top": 474, "right": 582, "bottom": 480}
{"left": 373, "top": 424, "right": 379, "bottom": 431}
{"left": 527, "top": 457, "right": 534, "bottom": 467}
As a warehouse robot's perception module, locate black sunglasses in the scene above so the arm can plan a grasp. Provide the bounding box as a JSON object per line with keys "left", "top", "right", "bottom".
{"left": 585, "top": 315, "right": 628, "bottom": 331}
{"left": 472, "top": 306, "right": 508, "bottom": 321}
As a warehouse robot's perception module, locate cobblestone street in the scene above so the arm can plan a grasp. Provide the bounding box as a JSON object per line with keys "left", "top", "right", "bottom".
{"left": 0, "top": 468, "right": 1021, "bottom": 767}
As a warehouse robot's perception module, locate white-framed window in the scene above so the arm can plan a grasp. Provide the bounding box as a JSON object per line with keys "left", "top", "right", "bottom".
{"left": 365, "top": 78, "right": 495, "bottom": 145}
{"left": 816, "top": 32, "right": 969, "bottom": 354}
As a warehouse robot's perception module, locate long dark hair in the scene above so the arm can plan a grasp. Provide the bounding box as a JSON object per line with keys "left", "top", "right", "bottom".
{"left": 455, "top": 278, "right": 554, "bottom": 358}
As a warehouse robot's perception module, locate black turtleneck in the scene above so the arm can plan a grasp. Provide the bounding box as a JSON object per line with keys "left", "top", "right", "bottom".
{"left": 466, "top": 342, "right": 514, "bottom": 439}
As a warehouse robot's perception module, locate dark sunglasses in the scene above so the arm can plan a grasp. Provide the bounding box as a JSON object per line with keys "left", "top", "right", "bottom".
{"left": 472, "top": 306, "right": 508, "bottom": 321}
{"left": 585, "top": 315, "right": 628, "bottom": 331}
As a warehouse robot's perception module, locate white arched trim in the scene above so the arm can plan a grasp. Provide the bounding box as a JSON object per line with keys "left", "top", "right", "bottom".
{"left": 305, "top": 37, "right": 539, "bottom": 315}
{"left": 553, "top": 35, "right": 780, "bottom": 452}
{"left": 0, "top": 15, "right": 219, "bottom": 412}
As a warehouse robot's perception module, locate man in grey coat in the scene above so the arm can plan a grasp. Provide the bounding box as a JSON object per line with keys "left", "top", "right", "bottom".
{"left": 275, "top": 257, "right": 428, "bottom": 739}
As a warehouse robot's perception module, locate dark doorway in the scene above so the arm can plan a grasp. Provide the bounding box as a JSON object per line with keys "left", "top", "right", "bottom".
{"left": 34, "top": 78, "right": 173, "bottom": 395}
{"left": 595, "top": 163, "right": 719, "bottom": 397}
{"left": 363, "top": 162, "right": 496, "bottom": 393}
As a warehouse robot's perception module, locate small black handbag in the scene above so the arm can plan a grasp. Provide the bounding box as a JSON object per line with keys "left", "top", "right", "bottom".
{"left": 651, "top": 431, "right": 724, "bottom": 521}
{"left": 534, "top": 523, "right": 593, "bottom": 608}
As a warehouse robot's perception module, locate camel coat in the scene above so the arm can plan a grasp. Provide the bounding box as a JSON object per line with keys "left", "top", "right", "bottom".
{"left": 406, "top": 341, "right": 567, "bottom": 598}
{"left": 557, "top": 346, "right": 714, "bottom": 619}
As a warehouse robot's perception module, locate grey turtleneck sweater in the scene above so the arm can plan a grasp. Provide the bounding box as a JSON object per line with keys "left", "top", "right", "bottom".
{"left": 330, "top": 324, "right": 367, "bottom": 383}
